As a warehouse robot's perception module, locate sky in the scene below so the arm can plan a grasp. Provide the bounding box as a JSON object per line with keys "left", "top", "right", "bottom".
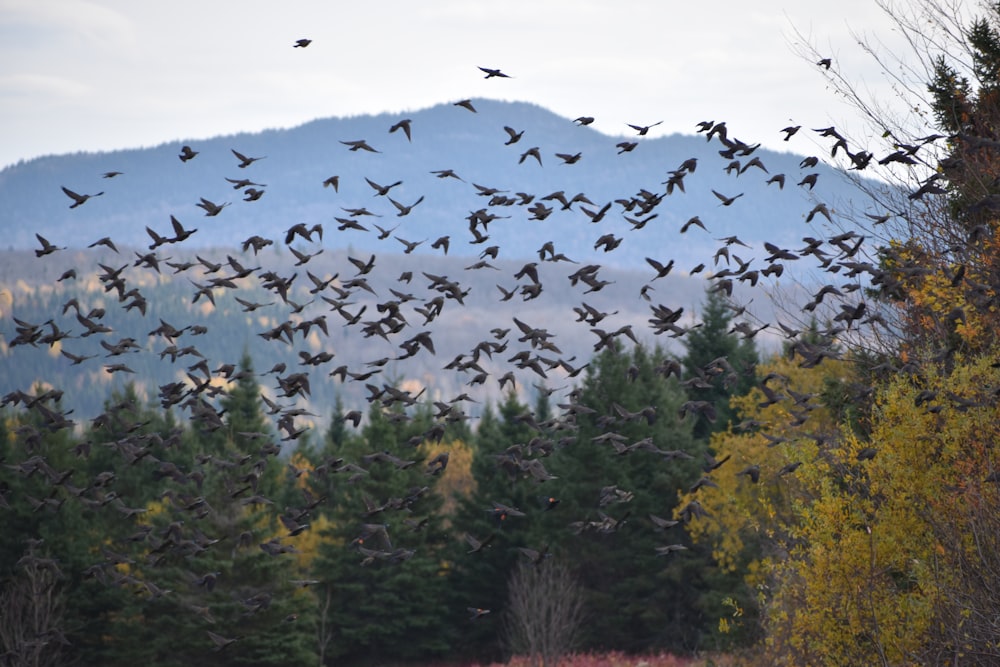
{"left": 0, "top": 0, "right": 945, "bottom": 170}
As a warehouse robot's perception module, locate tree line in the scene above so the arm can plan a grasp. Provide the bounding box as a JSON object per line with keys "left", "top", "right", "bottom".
{"left": 0, "top": 289, "right": 758, "bottom": 666}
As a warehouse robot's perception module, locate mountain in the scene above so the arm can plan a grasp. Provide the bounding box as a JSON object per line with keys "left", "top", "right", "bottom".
{"left": 0, "top": 99, "right": 884, "bottom": 422}
{"left": 0, "top": 99, "right": 880, "bottom": 269}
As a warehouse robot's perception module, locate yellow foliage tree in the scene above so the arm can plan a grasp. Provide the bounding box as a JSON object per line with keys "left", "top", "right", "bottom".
{"left": 689, "top": 349, "right": 1000, "bottom": 665}
{"left": 679, "top": 351, "right": 853, "bottom": 577}
{"left": 419, "top": 437, "right": 475, "bottom": 517}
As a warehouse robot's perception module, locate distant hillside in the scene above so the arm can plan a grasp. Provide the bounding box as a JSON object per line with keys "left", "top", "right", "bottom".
{"left": 0, "top": 99, "right": 883, "bottom": 269}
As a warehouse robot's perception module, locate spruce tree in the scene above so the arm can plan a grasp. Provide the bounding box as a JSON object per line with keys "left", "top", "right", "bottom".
{"left": 448, "top": 391, "right": 554, "bottom": 662}
{"left": 311, "top": 400, "right": 455, "bottom": 665}
{"left": 681, "top": 289, "right": 759, "bottom": 441}
{"left": 106, "top": 354, "right": 316, "bottom": 666}
{"left": 544, "top": 344, "right": 711, "bottom": 653}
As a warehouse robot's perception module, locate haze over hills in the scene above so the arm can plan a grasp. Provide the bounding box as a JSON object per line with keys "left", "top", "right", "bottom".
{"left": 0, "top": 99, "right": 884, "bottom": 269}
{"left": 0, "top": 243, "right": 789, "bottom": 423}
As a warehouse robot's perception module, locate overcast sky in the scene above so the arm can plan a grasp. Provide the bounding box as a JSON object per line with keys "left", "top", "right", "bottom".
{"left": 0, "top": 0, "right": 946, "bottom": 169}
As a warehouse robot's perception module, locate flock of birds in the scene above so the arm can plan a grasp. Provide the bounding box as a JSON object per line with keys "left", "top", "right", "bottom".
{"left": 4, "top": 47, "right": 958, "bottom": 654}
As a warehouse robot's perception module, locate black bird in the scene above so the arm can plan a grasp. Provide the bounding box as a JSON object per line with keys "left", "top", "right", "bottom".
{"left": 627, "top": 121, "right": 663, "bottom": 136}
{"left": 178, "top": 145, "right": 198, "bottom": 162}
{"left": 35, "top": 234, "right": 65, "bottom": 257}
{"left": 645, "top": 257, "right": 674, "bottom": 280}
{"left": 196, "top": 197, "right": 229, "bottom": 216}
{"left": 395, "top": 236, "right": 424, "bottom": 254}
{"left": 503, "top": 126, "right": 524, "bottom": 145}
{"left": 61, "top": 186, "right": 103, "bottom": 209}
{"left": 231, "top": 149, "right": 265, "bottom": 168}
{"left": 781, "top": 125, "right": 801, "bottom": 140}
{"left": 225, "top": 176, "right": 264, "bottom": 189}
{"left": 519, "top": 147, "right": 543, "bottom": 165}
{"left": 681, "top": 216, "right": 707, "bottom": 233}
{"left": 389, "top": 119, "right": 412, "bottom": 141}
{"left": 478, "top": 66, "right": 511, "bottom": 78}
{"left": 712, "top": 190, "right": 744, "bottom": 206}
{"left": 365, "top": 177, "right": 403, "bottom": 196}
{"left": 340, "top": 139, "right": 380, "bottom": 152}
{"left": 294, "top": 38, "right": 312, "bottom": 48}
{"left": 389, "top": 195, "right": 425, "bottom": 217}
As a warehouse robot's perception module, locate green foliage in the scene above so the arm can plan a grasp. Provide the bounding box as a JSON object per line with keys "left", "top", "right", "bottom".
{"left": 310, "top": 401, "right": 456, "bottom": 665}
{"left": 682, "top": 290, "right": 759, "bottom": 442}
{"left": 97, "top": 357, "right": 316, "bottom": 666}
{"left": 551, "top": 344, "right": 709, "bottom": 653}
{"left": 449, "top": 392, "right": 549, "bottom": 662}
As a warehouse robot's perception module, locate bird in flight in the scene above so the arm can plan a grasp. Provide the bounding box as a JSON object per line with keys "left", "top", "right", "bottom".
{"left": 231, "top": 149, "right": 265, "bottom": 168}
{"left": 468, "top": 607, "right": 491, "bottom": 620}
{"left": 196, "top": 197, "right": 230, "bottom": 216}
{"left": 712, "top": 190, "right": 744, "bottom": 206}
{"left": 365, "top": 177, "right": 403, "bottom": 197}
{"left": 389, "top": 195, "right": 425, "bottom": 217}
{"left": 178, "top": 145, "right": 198, "bottom": 162}
{"left": 519, "top": 147, "right": 542, "bottom": 166}
{"left": 627, "top": 121, "right": 663, "bottom": 136}
{"left": 207, "top": 630, "right": 239, "bottom": 651}
{"left": 453, "top": 99, "right": 477, "bottom": 113}
{"left": 478, "top": 66, "right": 511, "bottom": 79}
{"left": 555, "top": 152, "right": 582, "bottom": 165}
{"left": 61, "top": 186, "right": 104, "bottom": 209}
{"left": 340, "top": 139, "right": 380, "bottom": 153}
{"left": 35, "top": 233, "right": 65, "bottom": 257}
{"left": 389, "top": 119, "right": 413, "bottom": 141}
{"left": 503, "top": 126, "right": 524, "bottom": 145}
{"left": 781, "top": 125, "right": 801, "bottom": 141}
{"left": 294, "top": 38, "right": 312, "bottom": 48}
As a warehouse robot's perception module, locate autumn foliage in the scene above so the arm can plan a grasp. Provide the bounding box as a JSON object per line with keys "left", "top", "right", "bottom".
{"left": 675, "top": 4, "right": 1000, "bottom": 664}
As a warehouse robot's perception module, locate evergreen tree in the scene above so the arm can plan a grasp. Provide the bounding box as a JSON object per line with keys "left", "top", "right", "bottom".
{"left": 544, "top": 344, "right": 712, "bottom": 653}
{"left": 311, "top": 401, "right": 455, "bottom": 665}
{"left": 0, "top": 398, "right": 133, "bottom": 665}
{"left": 448, "top": 391, "right": 553, "bottom": 662}
{"left": 681, "top": 289, "right": 759, "bottom": 441}
{"left": 325, "top": 393, "right": 351, "bottom": 450}
{"left": 106, "top": 354, "right": 317, "bottom": 666}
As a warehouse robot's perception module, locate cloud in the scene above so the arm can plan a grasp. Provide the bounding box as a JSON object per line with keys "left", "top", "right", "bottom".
{"left": 0, "top": 0, "right": 136, "bottom": 52}
{"left": 0, "top": 73, "right": 91, "bottom": 98}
